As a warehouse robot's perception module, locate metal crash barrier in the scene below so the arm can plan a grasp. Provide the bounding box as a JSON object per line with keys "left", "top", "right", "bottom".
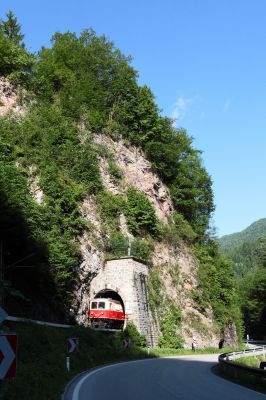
{"left": 218, "top": 345, "right": 266, "bottom": 392}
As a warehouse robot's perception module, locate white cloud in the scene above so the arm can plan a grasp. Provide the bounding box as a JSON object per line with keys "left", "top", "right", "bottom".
{"left": 171, "top": 96, "right": 193, "bottom": 123}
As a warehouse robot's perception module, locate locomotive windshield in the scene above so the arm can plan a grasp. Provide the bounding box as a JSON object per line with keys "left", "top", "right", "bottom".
{"left": 91, "top": 302, "right": 97, "bottom": 309}
{"left": 91, "top": 301, "right": 106, "bottom": 309}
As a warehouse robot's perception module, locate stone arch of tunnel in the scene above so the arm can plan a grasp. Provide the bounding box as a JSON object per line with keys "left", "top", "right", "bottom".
{"left": 89, "top": 257, "right": 159, "bottom": 345}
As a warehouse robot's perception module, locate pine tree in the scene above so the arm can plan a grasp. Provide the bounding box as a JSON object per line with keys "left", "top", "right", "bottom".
{"left": 0, "top": 10, "right": 24, "bottom": 45}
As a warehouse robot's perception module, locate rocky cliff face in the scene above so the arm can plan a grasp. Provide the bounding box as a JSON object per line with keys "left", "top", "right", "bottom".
{"left": 73, "top": 133, "right": 228, "bottom": 348}
{"left": 95, "top": 134, "right": 173, "bottom": 223}
{"left": 0, "top": 76, "right": 24, "bottom": 116}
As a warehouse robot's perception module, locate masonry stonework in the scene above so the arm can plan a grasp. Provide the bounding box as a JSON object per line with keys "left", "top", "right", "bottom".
{"left": 89, "top": 257, "right": 159, "bottom": 346}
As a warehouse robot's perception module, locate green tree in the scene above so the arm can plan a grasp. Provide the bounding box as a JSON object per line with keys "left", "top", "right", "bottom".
{"left": 0, "top": 29, "right": 33, "bottom": 84}
{"left": 125, "top": 188, "right": 158, "bottom": 236}
{"left": 0, "top": 10, "right": 24, "bottom": 45}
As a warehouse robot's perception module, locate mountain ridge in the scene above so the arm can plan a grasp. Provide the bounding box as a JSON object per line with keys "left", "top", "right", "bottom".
{"left": 219, "top": 218, "right": 266, "bottom": 251}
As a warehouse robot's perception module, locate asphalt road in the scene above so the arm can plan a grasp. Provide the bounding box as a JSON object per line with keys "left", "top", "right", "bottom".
{"left": 66, "top": 354, "right": 266, "bottom": 400}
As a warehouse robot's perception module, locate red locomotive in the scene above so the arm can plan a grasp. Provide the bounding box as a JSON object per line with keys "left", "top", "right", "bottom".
{"left": 88, "top": 298, "right": 125, "bottom": 330}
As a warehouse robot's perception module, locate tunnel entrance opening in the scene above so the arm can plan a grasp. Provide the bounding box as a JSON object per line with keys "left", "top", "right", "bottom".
{"left": 89, "top": 289, "right": 125, "bottom": 331}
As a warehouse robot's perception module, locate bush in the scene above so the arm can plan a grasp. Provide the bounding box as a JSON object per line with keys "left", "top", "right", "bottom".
{"left": 122, "top": 321, "right": 147, "bottom": 347}
{"left": 131, "top": 237, "right": 152, "bottom": 262}
{"left": 108, "top": 160, "right": 123, "bottom": 184}
{"left": 159, "top": 212, "right": 196, "bottom": 245}
{"left": 125, "top": 187, "right": 158, "bottom": 236}
{"left": 96, "top": 191, "right": 125, "bottom": 232}
{"left": 105, "top": 232, "right": 128, "bottom": 257}
{"left": 159, "top": 304, "right": 184, "bottom": 349}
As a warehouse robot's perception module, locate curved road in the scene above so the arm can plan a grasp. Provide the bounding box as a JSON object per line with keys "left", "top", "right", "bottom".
{"left": 66, "top": 354, "right": 266, "bottom": 400}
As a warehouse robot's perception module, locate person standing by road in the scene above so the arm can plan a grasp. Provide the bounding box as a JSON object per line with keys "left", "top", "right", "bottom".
{"left": 192, "top": 337, "right": 197, "bottom": 351}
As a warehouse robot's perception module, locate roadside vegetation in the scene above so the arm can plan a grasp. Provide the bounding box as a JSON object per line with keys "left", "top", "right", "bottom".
{"left": 234, "top": 355, "right": 266, "bottom": 369}
{"left": 0, "top": 321, "right": 235, "bottom": 400}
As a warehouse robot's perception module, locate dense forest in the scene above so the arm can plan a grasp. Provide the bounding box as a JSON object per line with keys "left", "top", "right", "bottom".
{"left": 0, "top": 11, "right": 244, "bottom": 340}
{"left": 219, "top": 219, "right": 266, "bottom": 338}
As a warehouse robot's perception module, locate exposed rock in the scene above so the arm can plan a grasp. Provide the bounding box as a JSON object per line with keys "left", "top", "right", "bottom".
{"left": 28, "top": 166, "right": 44, "bottom": 205}
{"left": 98, "top": 159, "right": 121, "bottom": 195}
{"left": 79, "top": 197, "right": 102, "bottom": 234}
{"left": 0, "top": 76, "right": 24, "bottom": 116}
{"left": 95, "top": 134, "right": 173, "bottom": 223}
{"left": 73, "top": 231, "right": 105, "bottom": 324}
{"left": 151, "top": 241, "right": 222, "bottom": 347}
{"left": 223, "top": 323, "right": 238, "bottom": 348}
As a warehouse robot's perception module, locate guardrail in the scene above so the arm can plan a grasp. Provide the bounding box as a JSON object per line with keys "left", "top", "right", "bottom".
{"left": 218, "top": 346, "right": 266, "bottom": 393}
{"left": 6, "top": 315, "right": 73, "bottom": 328}
{"left": 220, "top": 346, "right": 266, "bottom": 363}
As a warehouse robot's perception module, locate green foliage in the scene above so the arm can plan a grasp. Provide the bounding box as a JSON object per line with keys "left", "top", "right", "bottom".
{"left": 0, "top": 10, "right": 24, "bottom": 45}
{"left": 145, "top": 128, "right": 214, "bottom": 236}
{"left": 125, "top": 187, "right": 158, "bottom": 236}
{"left": 239, "top": 267, "right": 266, "bottom": 338}
{"left": 0, "top": 11, "right": 33, "bottom": 85}
{"left": 186, "top": 311, "right": 211, "bottom": 338}
{"left": 0, "top": 108, "right": 102, "bottom": 309}
{"left": 159, "top": 212, "right": 196, "bottom": 245}
{"left": 122, "top": 321, "right": 147, "bottom": 347}
{"left": 105, "top": 232, "right": 128, "bottom": 258}
{"left": 219, "top": 220, "right": 266, "bottom": 338}
{"left": 219, "top": 219, "right": 266, "bottom": 278}
{"left": 131, "top": 237, "right": 152, "bottom": 262}
{"left": 96, "top": 191, "right": 125, "bottom": 232}
{"left": 107, "top": 160, "right": 123, "bottom": 183}
{"left": 158, "top": 304, "right": 184, "bottom": 349}
{"left": 117, "top": 85, "right": 160, "bottom": 145}
{"left": 1, "top": 321, "right": 151, "bottom": 400}
{"left": 148, "top": 269, "right": 184, "bottom": 348}
{"left": 168, "top": 264, "right": 180, "bottom": 285}
{"left": 34, "top": 29, "right": 137, "bottom": 119}
{"left": 147, "top": 269, "right": 163, "bottom": 313}
{"left": 235, "top": 355, "right": 266, "bottom": 368}
{"left": 219, "top": 218, "right": 266, "bottom": 252}
{"left": 195, "top": 240, "right": 242, "bottom": 336}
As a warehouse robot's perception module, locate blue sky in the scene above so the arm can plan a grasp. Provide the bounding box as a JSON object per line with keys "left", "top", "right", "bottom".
{"left": 2, "top": 0, "right": 266, "bottom": 236}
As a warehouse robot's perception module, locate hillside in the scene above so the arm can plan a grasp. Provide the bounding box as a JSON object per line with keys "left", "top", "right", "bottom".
{"left": 0, "top": 13, "right": 241, "bottom": 351}
{"left": 219, "top": 218, "right": 266, "bottom": 252}
{"left": 219, "top": 220, "right": 266, "bottom": 338}
{"left": 219, "top": 219, "right": 266, "bottom": 277}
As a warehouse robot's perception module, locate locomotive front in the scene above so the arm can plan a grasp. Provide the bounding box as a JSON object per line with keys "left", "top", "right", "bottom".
{"left": 88, "top": 298, "right": 125, "bottom": 330}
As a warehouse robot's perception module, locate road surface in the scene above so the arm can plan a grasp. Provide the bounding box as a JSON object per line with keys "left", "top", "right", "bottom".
{"left": 65, "top": 354, "right": 266, "bottom": 400}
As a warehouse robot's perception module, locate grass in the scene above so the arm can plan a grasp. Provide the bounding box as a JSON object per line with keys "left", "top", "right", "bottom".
{"left": 234, "top": 355, "right": 266, "bottom": 368}
{"left": 0, "top": 321, "right": 151, "bottom": 400}
{"left": 0, "top": 321, "right": 238, "bottom": 400}
{"left": 150, "top": 347, "right": 234, "bottom": 357}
